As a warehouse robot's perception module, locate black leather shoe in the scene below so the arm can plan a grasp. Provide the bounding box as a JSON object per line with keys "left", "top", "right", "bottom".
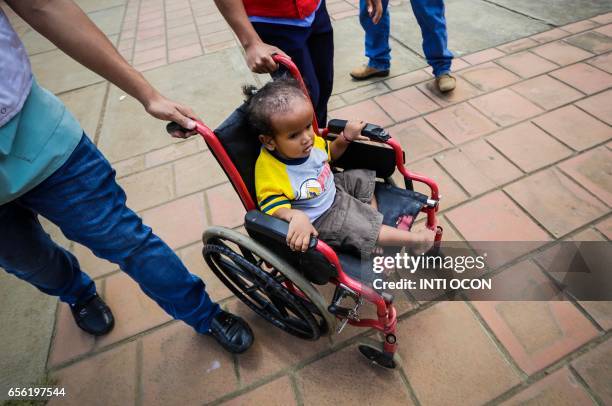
{"left": 209, "top": 310, "right": 253, "bottom": 354}
{"left": 70, "top": 294, "right": 115, "bottom": 336}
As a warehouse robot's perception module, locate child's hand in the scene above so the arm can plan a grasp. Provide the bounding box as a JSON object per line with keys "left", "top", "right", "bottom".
{"left": 341, "top": 120, "right": 369, "bottom": 142}
{"left": 287, "top": 211, "right": 319, "bottom": 252}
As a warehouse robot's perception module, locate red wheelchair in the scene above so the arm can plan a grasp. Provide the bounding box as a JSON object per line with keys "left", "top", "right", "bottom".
{"left": 168, "top": 55, "right": 443, "bottom": 368}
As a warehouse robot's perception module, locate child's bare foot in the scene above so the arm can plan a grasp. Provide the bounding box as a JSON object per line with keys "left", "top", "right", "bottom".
{"left": 408, "top": 227, "right": 436, "bottom": 254}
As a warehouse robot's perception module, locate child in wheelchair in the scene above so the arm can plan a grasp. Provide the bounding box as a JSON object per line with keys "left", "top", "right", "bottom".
{"left": 244, "top": 78, "right": 436, "bottom": 259}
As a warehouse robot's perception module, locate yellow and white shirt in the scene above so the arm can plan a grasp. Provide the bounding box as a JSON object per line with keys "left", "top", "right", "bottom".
{"left": 255, "top": 135, "right": 335, "bottom": 221}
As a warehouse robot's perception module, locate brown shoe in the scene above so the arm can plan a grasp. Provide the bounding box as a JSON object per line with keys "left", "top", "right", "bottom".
{"left": 436, "top": 73, "right": 456, "bottom": 92}
{"left": 350, "top": 65, "right": 390, "bottom": 80}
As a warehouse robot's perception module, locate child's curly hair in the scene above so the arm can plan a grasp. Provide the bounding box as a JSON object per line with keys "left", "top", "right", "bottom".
{"left": 242, "top": 76, "right": 309, "bottom": 136}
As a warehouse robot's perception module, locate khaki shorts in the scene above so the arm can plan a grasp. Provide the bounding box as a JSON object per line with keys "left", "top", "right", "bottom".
{"left": 313, "top": 169, "right": 383, "bottom": 258}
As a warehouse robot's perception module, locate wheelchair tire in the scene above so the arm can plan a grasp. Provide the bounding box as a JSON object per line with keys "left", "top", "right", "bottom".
{"left": 202, "top": 227, "right": 335, "bottom": 340}
{"left": 357, "top": 337, "right": 401, "bottom": 369}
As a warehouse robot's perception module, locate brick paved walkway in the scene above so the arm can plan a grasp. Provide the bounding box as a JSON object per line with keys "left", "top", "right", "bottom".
{"left": 3, "top": 1, "right": 612, "bottom": 405}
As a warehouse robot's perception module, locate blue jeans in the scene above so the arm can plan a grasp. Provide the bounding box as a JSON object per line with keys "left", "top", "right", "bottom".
{"left": 360, "top": 0, "right": 453, "bottom": 76}
{"left": 359, "top": 0, "right": 391, "bottom": 71}
{"left": 253, "top": 1, "right": 334, "bottom": 126}
{"left": 0, "top": 134, "right": 220, "bottom": 333}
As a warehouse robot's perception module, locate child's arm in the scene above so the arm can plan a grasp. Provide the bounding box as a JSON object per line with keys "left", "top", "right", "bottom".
{"left": 273, "top": 208, "right": 318, "bottom": 252}
{"left": 329, "top": 120, "right": 368, "bottom": 161}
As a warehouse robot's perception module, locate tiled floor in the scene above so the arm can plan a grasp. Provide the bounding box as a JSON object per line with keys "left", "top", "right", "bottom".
{"left": 3, "top": 1, "right": 611, "bottom": 405}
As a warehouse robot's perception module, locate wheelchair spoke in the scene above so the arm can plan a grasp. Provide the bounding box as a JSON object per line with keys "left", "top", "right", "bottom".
{"left": 269, "top": 293, "right": 313, "bottom": 328}
{"left": 218, "top": 256, "right": 252, "bottom": 281}
{"left": 254, "top": 278, "right": 313, "bottom": 330}
{"left": 215, "top": 256, "right": 270, "bottom": 308}
{"left": 240, "top": 246, "right": 257, "bottom": 263}
{"left": 296, "top": 294, "right": 323, "bottom": 317}
{"left": 244, "top": 284, "right": 259, "bottom": 294}
{"left": 274, "top": 274, "right": 287, "bottom": 284}
{"left": 271, "top": 269, "right": 287, "bottom": 283}
{"left": 269, "top": 294, "right": 290, "bottom": 318}
{"left": 281, "top": 312, "right": 314, "bottom": 335}
{"left": 240, "top": 246, "right": 265, "bottom": 268}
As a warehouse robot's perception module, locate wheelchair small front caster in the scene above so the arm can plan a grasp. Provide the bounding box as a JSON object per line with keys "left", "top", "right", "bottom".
{"left": 357, "top": 337, "right": 399, "bottom": 369}
{"left": 358, "top": 345, "right": 397, "bottom": 369}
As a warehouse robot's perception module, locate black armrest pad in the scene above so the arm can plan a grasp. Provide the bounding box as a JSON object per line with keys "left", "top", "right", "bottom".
{"left": 328, "top": 135, "right": 397, "bottom": 179}
{"left": 244, "top": 210, "right": 317, "bottom": 250}
{"left": 328, "top": 119, "right": 390, "bottom": 142}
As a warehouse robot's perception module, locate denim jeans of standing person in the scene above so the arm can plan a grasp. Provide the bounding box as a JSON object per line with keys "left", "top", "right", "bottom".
{"left": 0, "top": 134, "right": 221, "bottom": 333}
{"left": 359, "top": 0, "right": 391, "bottom": 71}
{"left": 360, "top": 0, "right": 453, "bottom": 76}
{"left": 252, "top": 1, "right": 334, "bottom": 127}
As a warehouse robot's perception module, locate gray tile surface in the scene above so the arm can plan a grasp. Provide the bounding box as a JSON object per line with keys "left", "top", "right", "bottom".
{"left": 98, "top": 48, "right": 257, "bottom": 162}
{"left": 0, "top": 273, "right": 57, "bottom": 400}
{"left": 390, "top": 0, "right": 550, "bottom": 57}
{"left": 485, "top": 0, "right": 612, "bottom": 25}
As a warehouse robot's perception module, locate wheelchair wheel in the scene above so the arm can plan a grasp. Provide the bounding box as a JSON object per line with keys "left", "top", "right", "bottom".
{"left": 358, "top": 337, "right": 401, "bottom": 369}
{"left": 203, "top": 227, "right": 334, "bottom": 340}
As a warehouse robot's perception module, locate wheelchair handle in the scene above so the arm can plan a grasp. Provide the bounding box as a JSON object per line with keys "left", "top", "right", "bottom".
{"left": 327, "top": 119, "right": 390, "bottom": 142}
{"left": 166, "top": 121, "right": 192, "bottom": 135}
{"left": 272, "top": 54, "right": 320, "bottom": 136}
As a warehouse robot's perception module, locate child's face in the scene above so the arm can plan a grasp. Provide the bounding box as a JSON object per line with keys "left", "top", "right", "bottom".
{"left": 260, "top": 97, "right": 315, "bottom": 160}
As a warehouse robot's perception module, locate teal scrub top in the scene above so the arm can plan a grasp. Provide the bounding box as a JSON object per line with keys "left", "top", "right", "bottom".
{"left": 0, "top": 79, "right": 83, "bottom": 205}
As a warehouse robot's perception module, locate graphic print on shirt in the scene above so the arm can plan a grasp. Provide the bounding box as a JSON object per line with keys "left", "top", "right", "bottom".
{"left": 296, "top": 162, "right": 331, "bottom": 200}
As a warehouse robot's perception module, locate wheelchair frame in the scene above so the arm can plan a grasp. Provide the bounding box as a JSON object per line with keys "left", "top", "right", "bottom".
{"left": 191, "top": 55, "right": 443, "bottom": 368}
